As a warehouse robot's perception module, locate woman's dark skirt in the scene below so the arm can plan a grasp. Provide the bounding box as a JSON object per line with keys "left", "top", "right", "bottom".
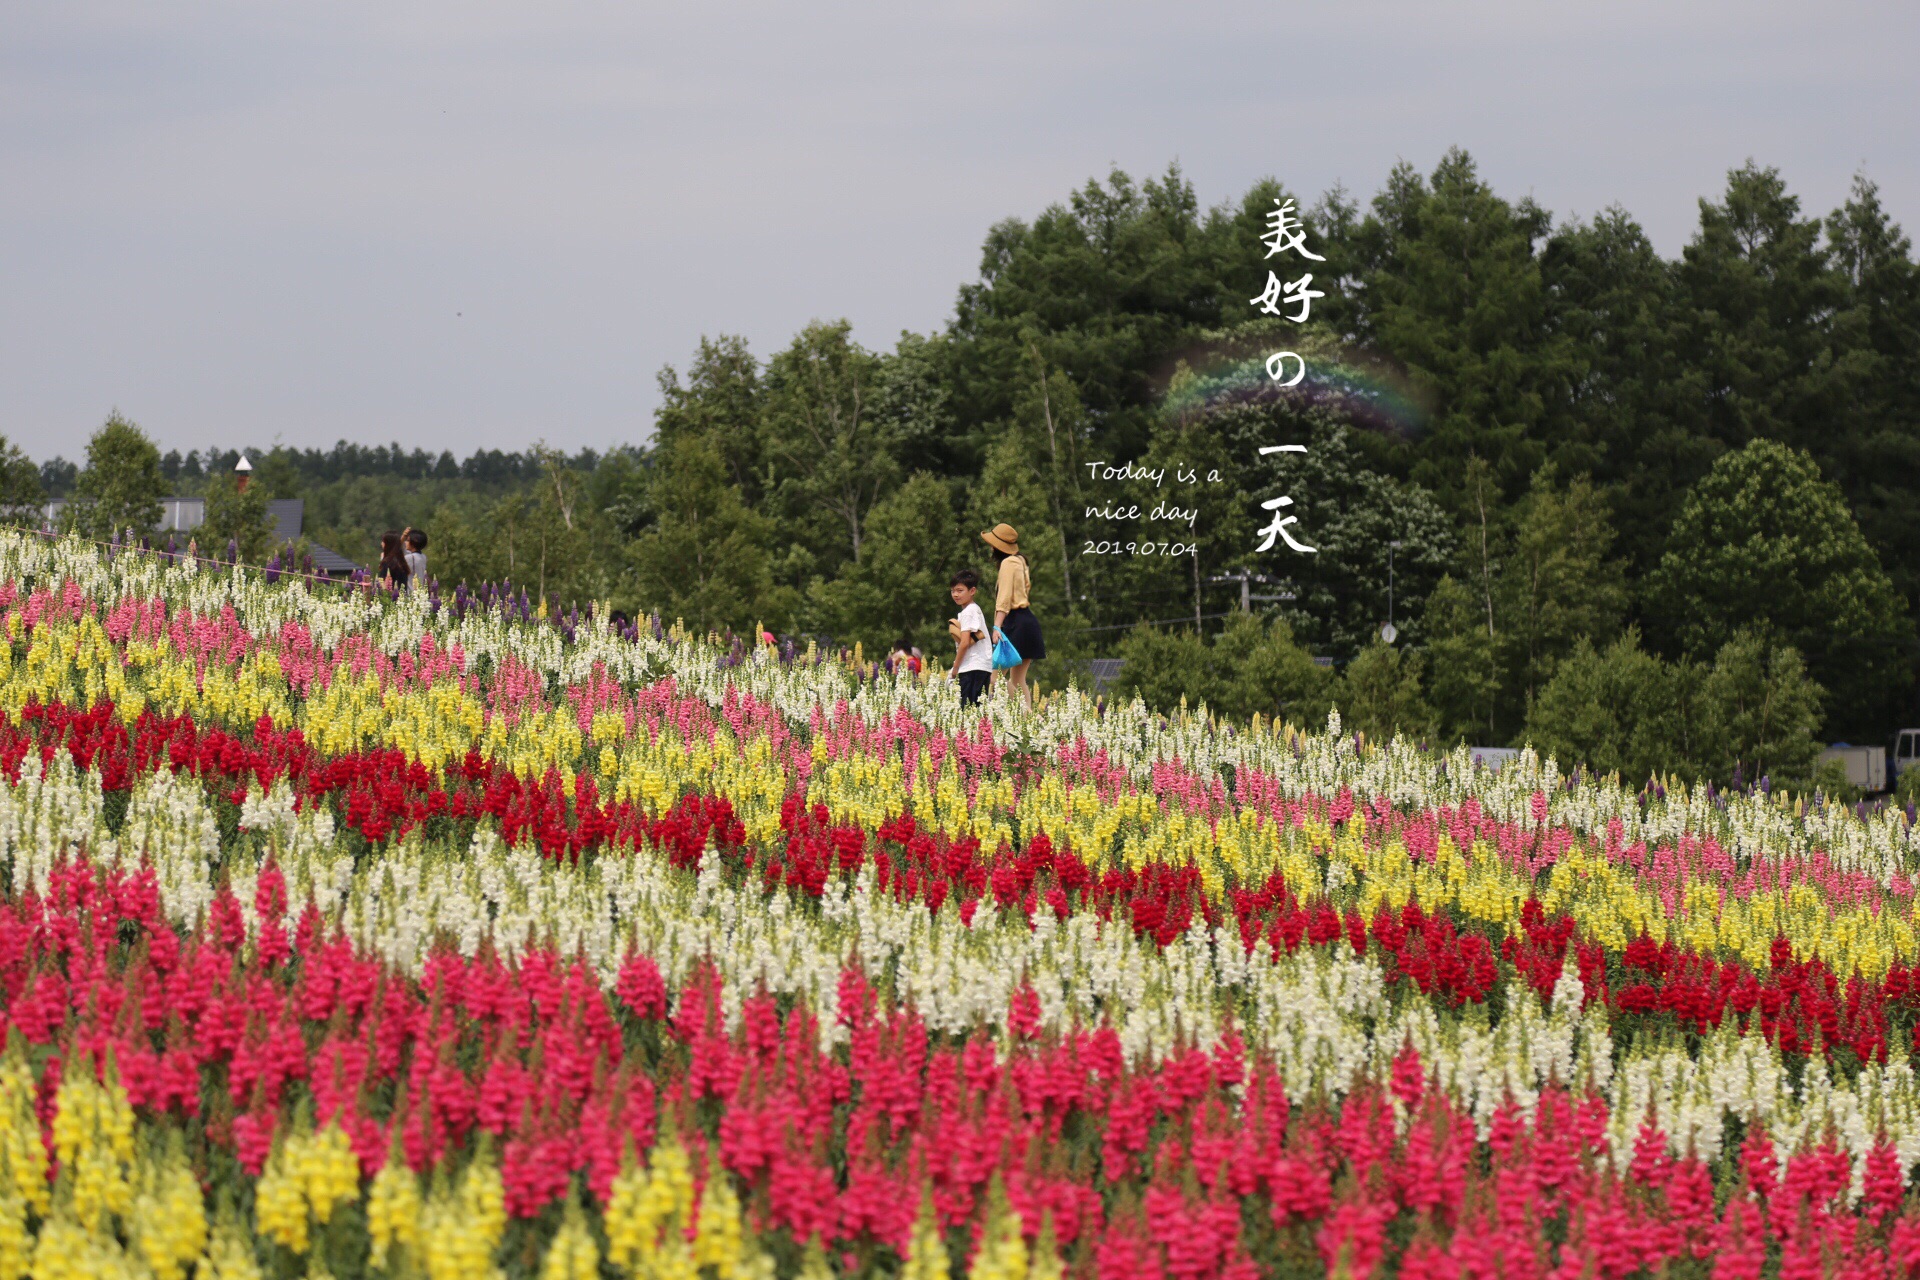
{"left": 1000, "top": 607, "right": 1045, "bottom": 662}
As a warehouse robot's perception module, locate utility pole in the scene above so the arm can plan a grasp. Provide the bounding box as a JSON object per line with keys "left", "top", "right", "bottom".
{"left": 1382, "top": 541, "right": 1403, "bottom": 644}
{"left": 1208, "top": 569, "right": 1295, "bottom": 612}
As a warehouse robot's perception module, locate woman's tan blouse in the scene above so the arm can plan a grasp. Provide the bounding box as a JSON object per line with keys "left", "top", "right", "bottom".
{"left": 995, "top": 554, "right": 1031, "bottom": 613}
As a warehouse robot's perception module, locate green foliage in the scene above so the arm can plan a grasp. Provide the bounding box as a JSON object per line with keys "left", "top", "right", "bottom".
{"left": 811, "top": 472, "right": 970, "bottom": 655}
{"left": 201, "top": 474, "right": 276, "bottom": 564}
{"left": 628, "top": 434, "right": 784, "bottom": 634}
{"left": 1806, "top": 758, "right": 1862, "bottom": 805}
{"left": 761, "top": 320, "right": 892, "bottom": 575}
{"left": 99, "top": 154, "right": 1920, "bottom": 785}
{"left": 1674, "top": 163, "right": 1846, "bottom": 457}
{"left": 655, "top": 335, "right": 763, "bottom": 498}
{"left": 1701, "top": 630, "right": 1826, "bottom": 786}
{"left": 947, "top": 164, "right": 1232, "bottom": 464}
{"left": 1217, "top": 615, "right": 1341, "bottom": 727}
{"left": 1499, "top": 465, "right": 1627, "bottom": 704}
{"left": 252, "top": 449, "right": 301, "bottom": 500}
{"left": 1232, "top": 417, "right": 1457, "bottom": 656}
{"left": 485, "top": 491, "right": 583, "bottom": 605}
{"left": 1424, "top": 575, "right": 1501, "bottom": 746}
{"left": 1524, "top": 628, "right": 1823, "bottom": 788}
{"left": 68, "top": 412, "right": 165, "bottom": 540}
{"left": 1005, "top": 349, "right": 1093, "bottom": 614}
{"left": 1646, "top": 438, "right": 1910, "bottom": 736}
{"left": 418, "top": 499, "right": 487, "bottom": 589}
{"left": 1895, "top": 765, "right": 1920, "bottom": 809}
{"left": 965, "top": 431, "right": 1065, "bottom": 633}
{"left": 1109, "top": 614, "right": 1337, "bottom": 727}
{"left": 1524, "top": 631, "right": 1713, "bottom": 783}
{"left": 1340, "top": 642, "right": 1436, "bottom": 744}
{"left": 1107, "top": 627, "right": 1211, "bottom": 713}
{"left": 0, "top": 435, "right": 45, "bottom": 527}
{"left": 1351, "top": 150, "right": 1570, "bottom": 498}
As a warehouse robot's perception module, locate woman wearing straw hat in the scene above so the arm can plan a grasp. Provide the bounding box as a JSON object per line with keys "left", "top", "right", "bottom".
{"left": 981, "top": 522, "right": 1044, "bottom": 704}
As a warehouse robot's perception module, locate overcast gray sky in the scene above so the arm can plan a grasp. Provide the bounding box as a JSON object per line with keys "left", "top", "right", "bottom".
{"left": 4, "top": 1, "right": 1915, "bottom": 463}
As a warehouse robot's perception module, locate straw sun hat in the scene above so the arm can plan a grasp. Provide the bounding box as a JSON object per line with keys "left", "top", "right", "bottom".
{"left": 980, "top": 523, "right": 1019, "bottom": 555}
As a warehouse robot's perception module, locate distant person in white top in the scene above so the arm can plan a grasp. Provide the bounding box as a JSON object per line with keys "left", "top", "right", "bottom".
{"left": 403, "top": 528, "right": 428, "bottom": 589}
{"left": 947, "top": 569, "right": 992, "bottom": 706}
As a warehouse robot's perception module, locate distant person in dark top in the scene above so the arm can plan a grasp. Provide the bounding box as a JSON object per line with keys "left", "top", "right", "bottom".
{"left": 377, "top": 531, "right": 410, "bottom": 591}
{"left": 403, "top": 528, "right": 428, "bottom": 588}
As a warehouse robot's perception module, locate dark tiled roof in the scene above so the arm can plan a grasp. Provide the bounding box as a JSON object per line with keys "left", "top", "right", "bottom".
{"left": 260, "top": 497, "right": 356, "bottom": 574}
{"left": 307, "top": 544, "right": 359, "bottom": 574}
{"left": 266, "top": 499, "right": 303, "bottom": 544}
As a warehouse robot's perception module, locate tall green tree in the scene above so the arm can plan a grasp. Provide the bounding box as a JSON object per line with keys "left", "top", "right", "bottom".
{"left": 1524, "top": 631, "right": 1713, "bottom": 784}
{"left": 811, "top": 472, "right": 970, "bottom": 653}
{"left": 1110, "top": 614, "right": 1337, "bottom": 725}
{"left": 68, "top": 412, "right": 165, "bottom": 540}
{"left": 1701, "top": 629, "right": 1825, "bottom": 786}
{"left": 252, "top": 448, "right": 301, "bottom": 500}
{"left": 1537, "top": 209, "right": 1708, "bottom": 575}
{"left": 947, "top": 165, "right": 1231, "bottom": 466}
{"left": 655, "top": 335, "right": 764, "bottom": 501}
{"left": 1349, "top": 149, "right": 1573, "bottom": 500}
{"left": 629, "top": 435, "right": 783, "bottom": 633}
{"left": 1645, "top": 437, "right": 1910, "bottom": 735}
{"left": 761, "top": 321, "right": 892, "bottom": 575}
{"left": 0, "top": 435, "right": 45, "bottom": 527}
{"left": 1136, "top": 370, "right": 1257, "bottom": 634}
{"left": 201, "top": 474, "right": 275, "bottom": 563}
{"left": 1424, "top": 574, "right": 1502, "bottom": 746}
{"left": 1236, "top": 419, "right": 1457, "bottom": 657}
{"left": 1340, "top": 641, "right": 1436, "bottom": 743}
{"left": 1010, "top": 346, "right": 1093, "bottom": 611}
{"left": 873, "top": 332, "right": 956, "bottom": 473}
{"left": 1674, "top": 163, "right": 1846, "bottom": 459}
{"left": 1498, "top": 465, "right": 1627, "bottom": 710}
{"left": 1823, "top": 175, "right": 1920, "bottom": 615}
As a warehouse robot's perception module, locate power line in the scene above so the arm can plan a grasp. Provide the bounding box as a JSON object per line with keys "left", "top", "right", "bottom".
{"left": 1063, "top": 611, "right": 1240, "bottom": 635}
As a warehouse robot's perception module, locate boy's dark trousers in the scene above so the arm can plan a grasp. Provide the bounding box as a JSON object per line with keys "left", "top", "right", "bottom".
{"left": 957, "top": 671, "right": 991, "bottom": 705}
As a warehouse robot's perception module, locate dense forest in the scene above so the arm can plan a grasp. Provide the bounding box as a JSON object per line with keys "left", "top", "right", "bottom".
{"left": 28, "top": 150, "right": 1920, "bottom": 788}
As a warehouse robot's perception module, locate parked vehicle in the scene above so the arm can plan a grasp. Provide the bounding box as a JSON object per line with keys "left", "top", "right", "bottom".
{"left": 1469, "top": 746, "right": 1520, "bottom": 772}
{"left": 1819, "top": 743, "right": 1887, "bottom": 793}
{"left": 1895, "top": 729, "right": 1919, "bottom": 789}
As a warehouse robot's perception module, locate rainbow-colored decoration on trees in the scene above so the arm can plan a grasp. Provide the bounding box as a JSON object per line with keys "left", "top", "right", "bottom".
{"left": 1, "top": 530, "right": 1919, "bottom": 1278}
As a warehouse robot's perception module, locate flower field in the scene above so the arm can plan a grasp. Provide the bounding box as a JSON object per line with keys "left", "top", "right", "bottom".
{"left": 2, "top": 535, "right": 1920, "bottom": 1278}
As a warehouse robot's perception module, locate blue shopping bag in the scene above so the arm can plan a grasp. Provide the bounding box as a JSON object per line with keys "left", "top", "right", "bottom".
{"left": 991, "top": 635, "right": 1023, "bottom": 670}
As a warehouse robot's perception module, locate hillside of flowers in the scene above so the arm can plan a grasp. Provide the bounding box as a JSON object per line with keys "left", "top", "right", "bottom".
{"left": 2, "top": 531, "right": 1920, "bottom": 1278}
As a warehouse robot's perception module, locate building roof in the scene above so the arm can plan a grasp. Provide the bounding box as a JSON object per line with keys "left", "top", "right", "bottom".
{"left": 43, "top": 493, "right": 360, "bottom": 575}
{"left": 306, "top": 544, "right": 360, "bottom": 574}
{"left": 260, "top": 497, "right": 355, "bottom": 574}
{"left": 266, "top": 499, "right": 303, "bottom": 545}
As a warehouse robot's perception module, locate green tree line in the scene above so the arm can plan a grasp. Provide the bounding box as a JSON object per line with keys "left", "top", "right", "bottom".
{"left": 22, "top": 149, "right": 1920, "bottom": 788}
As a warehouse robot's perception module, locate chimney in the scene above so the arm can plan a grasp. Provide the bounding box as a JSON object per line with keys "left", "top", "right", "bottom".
{"left": 235, "top": 454, "right": 252, "bottom": 493}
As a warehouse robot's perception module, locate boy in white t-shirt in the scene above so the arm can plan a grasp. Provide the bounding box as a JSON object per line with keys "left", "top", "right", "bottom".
{"left": 947, "top": 569, "right": 992, "bottom": 705}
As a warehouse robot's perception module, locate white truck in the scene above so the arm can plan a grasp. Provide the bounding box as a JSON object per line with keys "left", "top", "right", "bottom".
{"left": 1820, "top": 744, "right": 1887, "bottom": 793}
{"left": 1896, "top": 729, "right": 1919, "bottom": 792}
